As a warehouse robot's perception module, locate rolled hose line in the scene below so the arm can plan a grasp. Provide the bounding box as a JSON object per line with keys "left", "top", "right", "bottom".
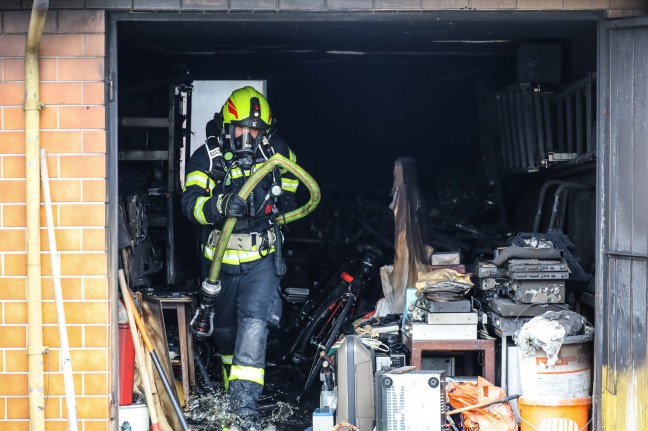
{"left": 207, "top": 153, "right": 321, "bottom": 283}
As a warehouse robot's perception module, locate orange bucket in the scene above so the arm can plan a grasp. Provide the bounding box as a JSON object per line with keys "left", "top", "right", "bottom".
{"left": 518, "top": 396, "right": 591, "bottom": 431}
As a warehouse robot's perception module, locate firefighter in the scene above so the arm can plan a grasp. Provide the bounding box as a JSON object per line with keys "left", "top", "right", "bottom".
{"left": 181, "top": 86, "right": 299, "bottom": 430}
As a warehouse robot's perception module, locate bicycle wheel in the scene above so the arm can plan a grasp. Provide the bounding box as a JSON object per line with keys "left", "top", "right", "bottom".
{"left": 299, "top": 292, "right": 356, "bottom": 399}
{"left": 289, "top": 293, "right": 343, "bottom": 365}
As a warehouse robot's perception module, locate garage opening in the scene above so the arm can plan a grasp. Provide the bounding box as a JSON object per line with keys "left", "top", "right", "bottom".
{"left": 113, "top": 12, "right": 600, "bottom": 431}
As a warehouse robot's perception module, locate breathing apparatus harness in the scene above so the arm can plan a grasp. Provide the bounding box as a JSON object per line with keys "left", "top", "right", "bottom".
{"left": 191, "top": 135, "right": 290, "bottom": 338}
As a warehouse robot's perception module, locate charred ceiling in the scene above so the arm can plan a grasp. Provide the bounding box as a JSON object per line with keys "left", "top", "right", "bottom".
{"left": 116, "top": 12, "right": 599, "bottom": 192}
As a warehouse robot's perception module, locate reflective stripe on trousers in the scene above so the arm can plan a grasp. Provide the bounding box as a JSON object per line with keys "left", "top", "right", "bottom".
{"left": 229, "top": 364, "right": 265, "bottom": 386}
{"left": 221, "top": 354, "right": 233, "bottom": 392}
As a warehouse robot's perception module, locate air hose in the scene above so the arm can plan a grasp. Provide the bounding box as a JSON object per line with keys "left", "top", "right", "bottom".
{"left": 207, "top": 153, "right": 320, "bottom": 283}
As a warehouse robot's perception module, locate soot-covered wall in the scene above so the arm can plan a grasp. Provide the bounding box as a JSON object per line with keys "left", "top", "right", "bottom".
{"left": 268, "top": 57, "right": 514, "bottom": 193}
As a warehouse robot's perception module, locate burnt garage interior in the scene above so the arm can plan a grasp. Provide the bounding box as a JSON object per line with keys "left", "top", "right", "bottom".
{"left": 114, "top": 12, "right": 600, "bottom": 431}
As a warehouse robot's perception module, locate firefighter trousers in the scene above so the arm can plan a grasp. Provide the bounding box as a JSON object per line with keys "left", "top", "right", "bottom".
{"left": 211, "top": 255, "right": 282, "bottom": 419}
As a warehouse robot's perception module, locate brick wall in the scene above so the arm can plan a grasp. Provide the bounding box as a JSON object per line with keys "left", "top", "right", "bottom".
{"left": 0, "top": 0, "right": 646, "bottom": 14}
{"left": 0, "top": 9, "right": 109, "bottom": 431}
{"left": 0, "top": 1, "right": 645, "bottom": 430}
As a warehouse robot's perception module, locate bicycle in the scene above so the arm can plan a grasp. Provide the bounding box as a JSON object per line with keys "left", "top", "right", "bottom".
{"left": 289, "top": 245, "right": 383, "bottom": 400}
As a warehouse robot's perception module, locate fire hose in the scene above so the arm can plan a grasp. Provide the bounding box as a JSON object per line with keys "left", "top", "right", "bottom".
{"left": 191, "top": 153, "right": 320, "bottom": 337}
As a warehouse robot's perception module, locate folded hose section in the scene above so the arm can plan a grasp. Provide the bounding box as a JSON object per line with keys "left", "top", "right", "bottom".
{"left": 208, "top": 153, "right": 321, "bottom": 282}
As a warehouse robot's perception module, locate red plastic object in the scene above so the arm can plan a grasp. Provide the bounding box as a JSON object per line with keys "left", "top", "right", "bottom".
{"left": 340, "top": 271, "right": 355, "bottom": 283}
{"left": 118, "top": 322, "right": 136, "bottom": 406}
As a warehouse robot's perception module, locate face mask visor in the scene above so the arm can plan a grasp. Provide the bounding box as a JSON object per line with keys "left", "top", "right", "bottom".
{"left": 230, "top": 125, "right": 262, "bottom": 156}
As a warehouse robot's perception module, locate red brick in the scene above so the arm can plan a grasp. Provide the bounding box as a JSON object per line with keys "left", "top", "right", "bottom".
{"left": 82, "top": 228, "right": 106, "bottom": 251}
{"left": 48, "top": 179, "right": 82, "bottom": 202}
{"left": 40, "top": 204, "right": 60, "bottom": 227}
{"left": 40, "top": 152, "right": 59, "bottom": 180}
{"left": 5, "top": 350, "right": 28, "bottom": 373}
{"left": 59, "top": 155, "right": 105, "bottom": 178}
{"left": 42, "top": 323, "right": 83, "bottom": 350}
{"left": 2, "top": 155, "right": 26, "bottom": 178}
{"left": 76, "top": 396, "right": 110, "bottom": 419}
{"left": 82, "top": 130, "right": 106, "bottom": 153}
{"left": 3, "top": 107, "right": 25, "bottom": 130}
{"left": 84, "top": 34, "right": 105, "bottom": 57}
{"left": 41, "top": 131, "right": 82, "bottom": 154}
{"left": 43, "top": 395, "right": 61, "bottom": 420}
{"left": 41, "top": 82, "right": 83, "bottom": 105}
{"left": 58, "top": 10, "right": 106, "bottom": 34}
{"left": 49, "top": 0, "right": 85, "bottom": 7}
{"left": 59, "top": 203, "right": 105, "bottom": 226}
{"left": 83, "top": 82, "right": 105, "bottom": 105}
{"left": 59, "top": 106, "right": 105, "bottom": 129}
{"left": 0, "top": 420, "right": 29, "bottom": 431}
{"left": 82, "top": 372, "right": 109, "bottom": 395}
{"left": 40, "top": 227, "right": 83, "bottom": 251}
{"left": 60, "top": 253, "right": 107, "bottom": 276}
{"left": 82, "top": 180, "right": 106, "bottom": 202}
{"left": 65, "top": 302, "right": 108, "bottom": 324}
{"left": 41, "top": 276, "right": 83, "bottom": 300}
{"left": 0, "top": 325, "right": 26, "bottom": 347}
{"left": 0, "top": 35, "right": 27, "bottom": 57}
{"left": 611, "top": 0, "right": 646, "bottom": 7}
{"left": 0, "top": 277, "right": 27, "bottom": 300}
{"left": 468, "top": 0, "right": 516, "bottom": 8}
{"left": 0, "top": 179, "right": 26, "bottom": 202}
{"left": 58, "top": 58, "right": 104, "bottom": 81}
{"left": 422, "top": 0, "right": 469, "bottom": 7}
{"left": 0, "top": 83, "right": 24, "bottom": 105}
{"left": 41, "top": 106, "right": 59, "bottom": 129}
{"left": 0, "top": 131, "right": 25, "bottom": 154}
{"left": 3, "top": 10, "right": 58, "bottom": 34}
{"left": 6, "top": 395, "right": 29, "bottom": 418}
{"left": 517, "top": 0, "right": 562, "bottom": 8}
{"left": 4, "top": 59, "right": 57, "bottom": 82}
{"left": 607, "top": 8, "right": 647, "bottom": 16}
{"left": 2, "top": 204, "right": 26, "bottom": 227}
{"left": 0, "top": 374, "right": 28, "bottom": 396}
{"left": 564, "top": 0, "right": 609, "bottom": 8}
{"left": 4, "top": 59, "right": 23, "bottom": 82}
{"left": 4, "top": 299, "right": 27, "bottom": 322}
{"left": 83, "top": 277, "right": 108, "bottom": 300}
{"left": 41, "top": 34, "right": 84, "bottom": 57}
{"left": 0, "top": 228, "right": 26, "bottom": 251}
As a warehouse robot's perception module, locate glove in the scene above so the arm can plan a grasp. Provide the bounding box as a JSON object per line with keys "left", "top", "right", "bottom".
{"left": 215, "top": 193, "right": 248, "bottom": 218}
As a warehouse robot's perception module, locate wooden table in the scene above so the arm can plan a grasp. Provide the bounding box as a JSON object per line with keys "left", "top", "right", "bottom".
{"left": 158, "top": 296, "right": 195, "bottom": 403}
{"left": 404, "top": 335, "right": 496, "bottom": 383}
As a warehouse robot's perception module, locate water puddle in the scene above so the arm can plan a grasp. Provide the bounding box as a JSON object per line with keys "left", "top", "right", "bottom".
{"left": 185, "top": 390, "right": 311, "bottom": 431}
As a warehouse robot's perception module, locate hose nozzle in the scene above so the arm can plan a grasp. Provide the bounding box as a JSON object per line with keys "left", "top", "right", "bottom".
{"left": 190, "top": 280, "right": 222, "bottom": 338}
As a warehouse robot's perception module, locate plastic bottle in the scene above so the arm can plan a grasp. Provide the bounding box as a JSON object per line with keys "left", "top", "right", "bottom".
{"left": 319, "top": 362, "right": 338, "bottom": 412}
{"left": 121, "top": 421, "right": 132, "bottom": 431}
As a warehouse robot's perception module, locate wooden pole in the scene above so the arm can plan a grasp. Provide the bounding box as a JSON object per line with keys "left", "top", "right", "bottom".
{"left": 118, "top": 270, "right": 162, "bottom": 431}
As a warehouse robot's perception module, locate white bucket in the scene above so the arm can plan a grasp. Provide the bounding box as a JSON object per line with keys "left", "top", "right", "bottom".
{"left": 518, "top": 332, "right": 593, "bottom": 399}
{"left": 118, "top": 403, "right": 150, "bottom": 431}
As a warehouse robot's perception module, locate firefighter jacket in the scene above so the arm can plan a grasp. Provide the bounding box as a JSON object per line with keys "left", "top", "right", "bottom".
{"left": 181, "top": 135, "right": 298, "bottom": 274}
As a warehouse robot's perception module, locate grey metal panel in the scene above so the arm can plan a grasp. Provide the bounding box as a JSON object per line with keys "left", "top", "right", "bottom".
{"left": 597, "top": 16, "right": 648, "bottom": 431}
{"left": 610, "top": 28, "right": 635, "bottom": 253}
{"left": 107, "top": 14, "right": 120, "bottom": 431}
{"left": 630, "top": 29, "right": 648, "bottom": 255}
{"left": 630, "top": 260, "right": 647, "bottom": 365}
